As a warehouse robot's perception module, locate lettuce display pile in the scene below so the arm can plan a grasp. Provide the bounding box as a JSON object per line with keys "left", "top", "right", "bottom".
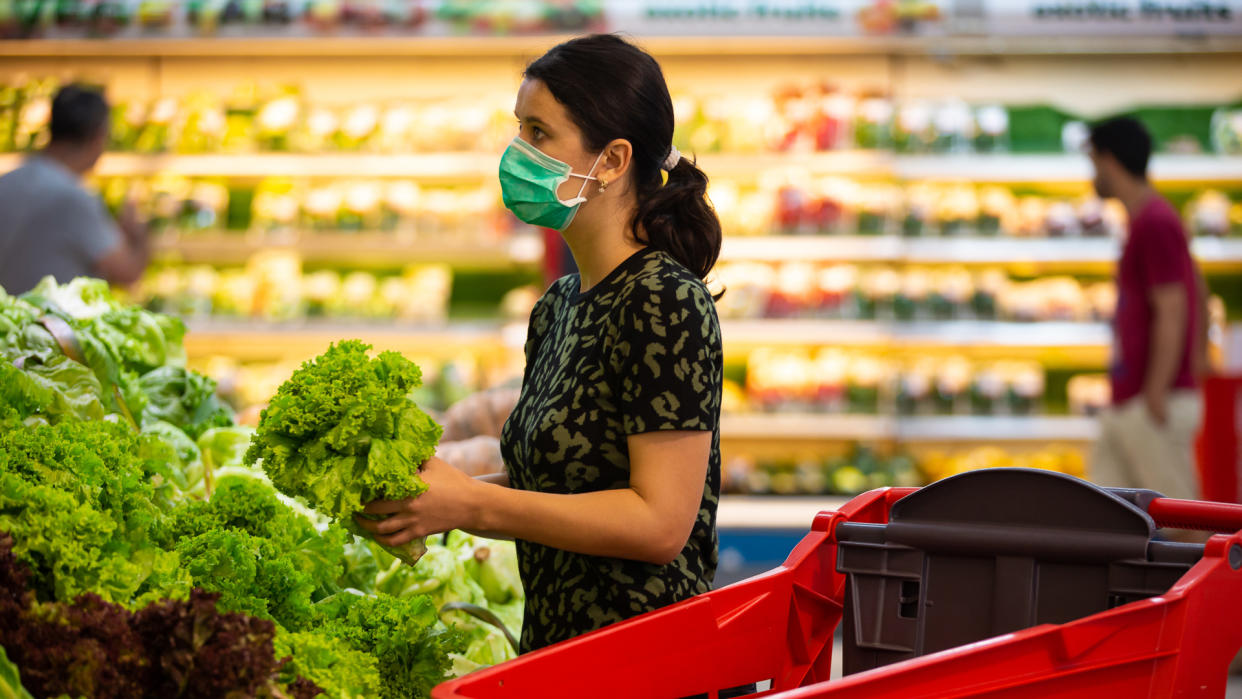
{"left": 0, "top": 279, "right": 523, "bottom": 698}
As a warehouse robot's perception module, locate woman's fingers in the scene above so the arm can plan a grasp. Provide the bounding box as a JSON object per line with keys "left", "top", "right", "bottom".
{"left": 374, "top": 514, "right": 416, "bottom": 535}
{"left": 361, "top": 499, "right": 408, "bottom": 515}
{"left": 354, "top": 512, "right": 416, "bottom": 536}
{"left": 375, "top": 530, "right": 418, "bottom": 548}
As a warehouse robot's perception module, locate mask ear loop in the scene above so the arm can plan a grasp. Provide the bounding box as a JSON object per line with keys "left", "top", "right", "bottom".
{"left": 561, "top": 150, "right": 605, "bottom": 207}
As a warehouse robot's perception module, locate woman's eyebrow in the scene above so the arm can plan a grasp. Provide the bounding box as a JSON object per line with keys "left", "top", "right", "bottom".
{"left": 515, "top": 112, "right": 549, "bottom": 127}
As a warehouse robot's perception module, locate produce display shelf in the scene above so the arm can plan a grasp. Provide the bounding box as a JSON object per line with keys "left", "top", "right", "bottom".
{"left": 3, "top": 152, "right": 1239, "bottom": 182}
{"left": 181, "top": 319, "right": 525, "bottom": 361}
{"left": 721, "top": 319, "right": 1112, "bottom": 348}
{"left": 70, "top": 152, "right": 497, "bottom": 179}
{"left": 1, "top": 34, "right": 1240, "bottom": 58}
{"left": 721, "top": 414, "right": 1100, "bottom": 443}
{"left": 720, "top": 235, "right": 1242, "bottom": 269}
{"left": 716, "top": 495, "right": 851, "bottom": 530}
{"left": 896, "top": 153, "right": 1242, "bottom": 183}
{"left": 179, "top": 319, "right": 1110, "bottom": 362}
{"left": 152, "top": 230, "right": 543, "bottom": 268}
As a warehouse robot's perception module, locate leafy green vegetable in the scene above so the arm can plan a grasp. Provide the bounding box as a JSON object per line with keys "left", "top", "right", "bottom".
{"left": 344, "top": 532, "right": 523, "bottom": 672}
{"left": 20, "top": 276, "right": 190, "bottom": 422}
{"left": 275, "top": 632, "right": 382, "bottom": 699}
{"left": 173, "top": 528, "right": 321, "bottom": 631}
{"left": 0, "top": 532, "right": 304, "bottom": 699}
{"left": 315, "top": 592, "right": 463, "bottom": 699}
{"left": 0, "top": 645, "right": 33, "bottom": 699}
{"left": 159, "top": 476, "right": 349, "bottom": 609}
{"left": 245, "top": 340, "right": 443, "bottom": 565}
{"left": 0, "top": 285, "right": 489, "bottom": 695}
{"left": 140, "top": 366, "right": 234, "bottom": 440}
{"left": 0, "top": 418, "right": 184, "bottom": 605}
{"left": 197, "top": 425, "right": 255, "bottom": 471}
{"left": 0, "top": 356, "right": 106, "bottom": 423}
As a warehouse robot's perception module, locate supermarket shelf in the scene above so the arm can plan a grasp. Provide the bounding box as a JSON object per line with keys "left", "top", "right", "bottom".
{"left": 2, "top": 151, "right": 1239, "bottom": 182}
{"left": 698, "top": 151, "right": 891, "bottom": 178}
{"left": 895, "top": 153, "right": 1242, "bottom": 183}
{"left": 152, "top": 230, "right": 543, "bottom": 267}
{"left": 722, "top": 413, "right": 1100, "bottom": 443}
{"left": 182, "top": 319, "right": 522, "bottom": 361}
{"left": 181, "top": 318, "right": 1109, "bottom": 361}
{"left": 721, "top": 235, "right": 907, "bottom": 263}
{"left": 0, "top": 35, "right": 580, "bottom": 58}
{"left": 1, "top": 35, "right": 1240, "bottom": 58}
{"left": 717, "top": 495, "right": 850, "bottom": 530}
{"left": 0, "top": 152, "right": 500, "bottom": 179}
{"left": 722, "top": 413, "right": 895, "bottom": 441}
{"left": 719, "top": 236, "right": 1242, "bottom": 268}
{"left": 895, "top": 415, "right": 1099, "bottom": 441}
{"left": 722, "top": 319, "right": 1111, "bottom": 348}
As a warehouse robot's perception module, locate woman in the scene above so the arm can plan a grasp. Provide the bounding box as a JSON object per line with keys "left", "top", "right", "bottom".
{"left": 355, "top": 34, "right": 724, "bottom": 653}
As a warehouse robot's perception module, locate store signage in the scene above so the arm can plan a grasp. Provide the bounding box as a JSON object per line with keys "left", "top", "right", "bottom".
{"left": 982, "top": 0, "right": 1242, "bottom": 33}
{"left": 604, "top": 0, "right": 946, "bottom": 36}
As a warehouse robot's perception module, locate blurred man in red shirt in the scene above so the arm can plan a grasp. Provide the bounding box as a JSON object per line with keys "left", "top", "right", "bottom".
{"left": 1088, "top": 117, "right": 1209, "bottom": 501}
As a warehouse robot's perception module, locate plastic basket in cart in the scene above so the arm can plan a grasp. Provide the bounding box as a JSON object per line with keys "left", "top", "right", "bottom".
{"left": 432, "top": 468, "right": 1242, "bottom": 699}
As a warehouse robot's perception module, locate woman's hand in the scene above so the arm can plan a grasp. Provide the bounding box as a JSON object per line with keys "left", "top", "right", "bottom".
{"left": 354, "top": 456, "right": 483, "bottom": 547}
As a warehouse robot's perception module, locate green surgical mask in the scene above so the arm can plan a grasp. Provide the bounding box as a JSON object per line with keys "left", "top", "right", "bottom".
{"left": 499, "top": 136, "right": 603, "bottom": 232}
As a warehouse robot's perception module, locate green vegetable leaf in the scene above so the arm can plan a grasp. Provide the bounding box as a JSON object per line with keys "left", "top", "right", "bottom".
{"left": 0, "top": 645, "right": 35, "bottom": 699}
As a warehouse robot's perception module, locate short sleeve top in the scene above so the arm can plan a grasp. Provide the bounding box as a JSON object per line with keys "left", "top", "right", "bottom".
{"left": 499, "top": 247, "right": 724, "bottom": 653}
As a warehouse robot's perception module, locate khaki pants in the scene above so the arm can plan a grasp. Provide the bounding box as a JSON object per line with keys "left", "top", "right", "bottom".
{"left": 1090, "top": 390, "right": 1203, "bottom": 500}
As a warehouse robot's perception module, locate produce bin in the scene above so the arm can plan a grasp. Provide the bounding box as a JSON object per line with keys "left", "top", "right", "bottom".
{"left": 432, "top": 468, "right": 1242, "bottom": 699}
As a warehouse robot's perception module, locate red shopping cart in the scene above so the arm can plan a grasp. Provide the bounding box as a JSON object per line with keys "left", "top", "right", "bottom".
{"left": 433, "top": 468, "right": 1242, "bottom": 699}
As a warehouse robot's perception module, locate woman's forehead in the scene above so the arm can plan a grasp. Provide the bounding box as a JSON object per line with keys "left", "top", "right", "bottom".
{"left": 515, "top": 79, "right": 564, "bottom": 122}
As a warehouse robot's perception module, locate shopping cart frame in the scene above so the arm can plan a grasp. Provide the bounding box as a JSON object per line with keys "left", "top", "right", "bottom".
{"left": 434, "top": 473, "right": 1242, "bottom": 699}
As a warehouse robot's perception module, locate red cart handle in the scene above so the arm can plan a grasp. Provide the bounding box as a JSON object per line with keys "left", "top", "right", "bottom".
{"left": 1147, "top": 497, "right": 1242, "bottom": 533}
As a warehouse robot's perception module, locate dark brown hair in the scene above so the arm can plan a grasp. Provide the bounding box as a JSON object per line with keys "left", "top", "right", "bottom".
{"left": 525, "top": 34, "right": 723, "bottom": 286}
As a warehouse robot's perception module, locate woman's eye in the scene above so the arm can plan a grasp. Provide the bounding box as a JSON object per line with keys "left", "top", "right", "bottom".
{"left": 531, "top": 126, "right": 544, "bottom": 140}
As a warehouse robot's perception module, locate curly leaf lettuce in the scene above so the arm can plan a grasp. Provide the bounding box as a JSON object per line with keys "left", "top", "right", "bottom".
{"left": 314, "top": 592, "right": 462, "bottom": 699}
{"left": 245, "top": 341, "right": 442, "bottom": 565}
{"left": 275, "top": 631, "right": 382, "bottom": 699}
{"left": 0, "top": 418, "right": 185, "bottom": 605}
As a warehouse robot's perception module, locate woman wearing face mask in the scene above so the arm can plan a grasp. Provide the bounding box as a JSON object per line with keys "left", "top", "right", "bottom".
{"left": 354, "top": 34, "right": 724, "bottom": 653}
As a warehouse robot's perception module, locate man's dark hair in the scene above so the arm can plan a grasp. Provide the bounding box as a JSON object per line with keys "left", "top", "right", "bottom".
{"left": 1089, "top": 117, "right": 1152, "bottom": 179}
{"left": 49, "top": 84, "right": 110, "bottom": 145}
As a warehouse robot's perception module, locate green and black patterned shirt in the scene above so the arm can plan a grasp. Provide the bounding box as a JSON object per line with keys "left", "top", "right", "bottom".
{"left": 500, "top": 247, "right": 723, "bottom": 653}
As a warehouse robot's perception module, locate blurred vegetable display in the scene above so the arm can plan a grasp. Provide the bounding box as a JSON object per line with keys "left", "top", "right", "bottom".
{"left": 722, "top": 442, "right": 1086, "bottom": 496}
{"left": 715, "top": 263, "right": 1127, "bottom": 323}
{"left": 4, "top": 76, "right": 1240, "bottom": 159}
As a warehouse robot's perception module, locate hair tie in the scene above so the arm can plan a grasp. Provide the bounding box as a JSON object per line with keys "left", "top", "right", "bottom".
{"left": 661, "top": 146, "right": 681, "bottom": 171}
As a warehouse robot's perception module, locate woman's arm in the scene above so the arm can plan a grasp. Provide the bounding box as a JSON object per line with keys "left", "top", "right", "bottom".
{"left": 355, "top": 430, "right": 711, "bottom": 565}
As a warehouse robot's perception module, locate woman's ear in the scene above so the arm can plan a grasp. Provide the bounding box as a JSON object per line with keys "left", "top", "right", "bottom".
{"left": 597, "top": 138, "right": 633, "bottom": 191}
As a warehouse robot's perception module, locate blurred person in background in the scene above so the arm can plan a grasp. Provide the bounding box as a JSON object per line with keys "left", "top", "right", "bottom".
{"left": 0, "top": 84, "right": 149, "bottom": 295}
{"left": 1087, "top": 116, "right": 1210, "bottom": 502}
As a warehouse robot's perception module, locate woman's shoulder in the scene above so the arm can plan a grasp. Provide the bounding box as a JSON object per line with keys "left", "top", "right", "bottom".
{"left": 619, "top": 249, "right": 714, "bottom": 305}
{"left": 531, "top": 274, "right": 577, "bottom": 315}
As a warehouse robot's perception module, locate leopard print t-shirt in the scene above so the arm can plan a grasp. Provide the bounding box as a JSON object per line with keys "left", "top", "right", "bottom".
{"left": 500, "top": 247, "right": 723, "bottom": 653}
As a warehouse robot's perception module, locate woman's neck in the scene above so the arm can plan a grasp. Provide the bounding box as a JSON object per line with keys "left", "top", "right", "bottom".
{"left": 563, "top": 205, "right": 646, "bottom": 294}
